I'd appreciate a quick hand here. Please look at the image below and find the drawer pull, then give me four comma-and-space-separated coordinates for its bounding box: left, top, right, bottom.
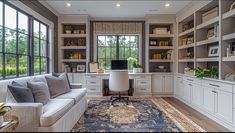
90, 82, 97, 84
90, 76, 96, 78
188, 84, 192, 86
187, 79, 194, 81
212, 90, 217, 93
90, 88, 96, 90
177, 77, 181, 79
209, 84, 220, 88
141, 82, 146, 84
140, 76, 146, 78
140, 89, 146, 90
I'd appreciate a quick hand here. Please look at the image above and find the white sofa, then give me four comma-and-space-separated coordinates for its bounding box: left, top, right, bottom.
0, 74, 88, 132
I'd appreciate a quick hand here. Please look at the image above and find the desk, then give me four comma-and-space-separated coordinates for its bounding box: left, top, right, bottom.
68, 73, 152, 96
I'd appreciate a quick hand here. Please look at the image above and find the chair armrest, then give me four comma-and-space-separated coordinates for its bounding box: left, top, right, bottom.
70, 83, 83, 89
6, 103, 43, 132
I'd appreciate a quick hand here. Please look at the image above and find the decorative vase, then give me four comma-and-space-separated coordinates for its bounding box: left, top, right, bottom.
133, 68, 138, 73
0, 116, 4, 126
65, 30, 72, 34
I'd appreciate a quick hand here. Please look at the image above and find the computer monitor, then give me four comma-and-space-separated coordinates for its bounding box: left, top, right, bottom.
111, 60, 128, 70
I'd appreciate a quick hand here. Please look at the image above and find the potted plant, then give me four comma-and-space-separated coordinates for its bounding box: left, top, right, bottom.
161, 51, 168, 60
194, 67, 218, 79
0, 103, 11, 125
64, 25, 73, 34
127, 57, 143, 73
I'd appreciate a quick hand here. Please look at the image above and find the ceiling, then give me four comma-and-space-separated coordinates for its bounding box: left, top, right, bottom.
45, 0, 192, 18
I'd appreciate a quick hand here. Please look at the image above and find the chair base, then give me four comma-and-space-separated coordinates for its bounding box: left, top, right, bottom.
111, 92, 129, 105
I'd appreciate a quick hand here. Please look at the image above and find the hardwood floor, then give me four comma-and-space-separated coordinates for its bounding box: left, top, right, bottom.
162, 97, 230, 132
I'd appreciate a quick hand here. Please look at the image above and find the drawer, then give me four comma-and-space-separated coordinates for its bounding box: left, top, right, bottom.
202, 80, 232, 93
183, 77, 201, 85
85, 75, 100, 79
136, 80, 151, 86
135, 85, 151, 93
136, 75, 151, 80
86, 79, 100, 85
85, 85, 101, 92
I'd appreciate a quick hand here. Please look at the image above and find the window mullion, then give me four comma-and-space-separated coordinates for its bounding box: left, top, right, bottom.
116, 35, 119, 60
16, 11, 19, 77
29, 17, 33, 76
2, 2, 5, 79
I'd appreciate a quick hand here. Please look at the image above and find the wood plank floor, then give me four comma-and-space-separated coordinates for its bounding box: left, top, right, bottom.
162, 97, 230, 132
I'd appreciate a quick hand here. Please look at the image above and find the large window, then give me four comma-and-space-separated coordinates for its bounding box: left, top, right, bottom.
97, 35, 139, 69
0, 1, 49, 79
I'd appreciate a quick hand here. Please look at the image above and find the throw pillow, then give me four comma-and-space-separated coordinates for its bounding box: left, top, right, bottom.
45, 73, 71, 98
8, 81, 35, 103
52, 72, 72, 89
27, 78, 50, 105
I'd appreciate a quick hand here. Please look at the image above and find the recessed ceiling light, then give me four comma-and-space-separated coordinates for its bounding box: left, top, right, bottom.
116, 3, 121, 8
66, 3, 71, 7
165, 3, 170, 7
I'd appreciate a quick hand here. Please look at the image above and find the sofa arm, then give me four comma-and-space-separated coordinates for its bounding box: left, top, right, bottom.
6, 103, 43, 132
70, 83, 83, 89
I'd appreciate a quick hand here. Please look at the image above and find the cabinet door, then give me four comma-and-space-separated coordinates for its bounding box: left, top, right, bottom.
151, 76, 163, 93
164, 76, 173, 93
183, 82, 191, 103
202, 87, 215, 114
175, 77, 184, 98
215, 90, 233, 123
191, 83, 203, 107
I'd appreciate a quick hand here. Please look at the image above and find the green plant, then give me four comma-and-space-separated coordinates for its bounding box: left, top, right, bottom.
0, 103, 11, 116
194, 67, 219, 79
64, 25, 73, 31
161, 51, 168, 59
127, 57, 142, 68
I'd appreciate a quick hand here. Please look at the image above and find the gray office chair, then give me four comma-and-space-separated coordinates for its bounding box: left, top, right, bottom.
109, 70, 129, 105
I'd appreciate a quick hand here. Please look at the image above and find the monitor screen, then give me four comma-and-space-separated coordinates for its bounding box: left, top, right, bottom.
111, 60, 128, 70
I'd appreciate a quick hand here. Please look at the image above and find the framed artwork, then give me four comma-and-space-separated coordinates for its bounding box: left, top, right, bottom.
230, 1, 235, 11
88, 62, 98, 73
208, 46, 219, 57
77, 65, 86, 72
207, 27, 215, 39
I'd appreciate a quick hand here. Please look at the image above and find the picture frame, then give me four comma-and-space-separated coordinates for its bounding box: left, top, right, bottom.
230, 1, 235, 11
88, 62, 98, 73
77, 65, 86, 72
207, 27, 215, 39
208, 46, 219, 57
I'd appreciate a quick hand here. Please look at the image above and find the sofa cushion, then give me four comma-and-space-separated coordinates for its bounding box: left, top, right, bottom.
27, 78, 50, 105
52, 72, 72, 89
45, 73, 71, 98
40, 99, 74, 127
55, 88, 87, 103
8, 81, 35, 103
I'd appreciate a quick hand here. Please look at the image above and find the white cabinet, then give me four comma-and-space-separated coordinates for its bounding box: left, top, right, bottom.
152, 74, 173, 95
183, 81, 191, 103
174, 76, 184, 98
191, 83, 203, 107
202, 87, 215, 114
135, 78, 151, 94
216, 90, 233, 123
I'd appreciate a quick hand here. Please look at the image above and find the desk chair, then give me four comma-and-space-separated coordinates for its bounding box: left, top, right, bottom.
109, 70, 129, 105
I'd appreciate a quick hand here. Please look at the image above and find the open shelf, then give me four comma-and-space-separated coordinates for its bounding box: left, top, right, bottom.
222, 56, 235, 62
196, 57, 219, 62
179, 28, 194, 37
149, 60, 173, 63
61, 59, 87, 62
60, 46, 87, 50
60, 34, 87, 38
179, 59, 194, 62
149, 34, 174, 38
223, 33, 235, 41
196, 16, 219, 30
149, 46, 174, 50
178, 43, 194, 50
223, 9, 235, 20
196, 37, 219, 46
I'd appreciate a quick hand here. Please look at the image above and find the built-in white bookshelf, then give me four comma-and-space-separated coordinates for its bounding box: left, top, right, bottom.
58, 16, 90, 73
177, 0, 235, 81
146, 19, 176, 73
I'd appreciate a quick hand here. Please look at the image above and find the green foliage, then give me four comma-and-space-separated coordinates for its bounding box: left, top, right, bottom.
0, 103, 11, 116
127, 57, 142, 68
64, 25, 73, 31
161, 51, 168, 59
194, 67, 219, 79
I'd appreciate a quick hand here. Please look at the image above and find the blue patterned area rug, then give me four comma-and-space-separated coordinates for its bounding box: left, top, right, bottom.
72, 97, 205, 132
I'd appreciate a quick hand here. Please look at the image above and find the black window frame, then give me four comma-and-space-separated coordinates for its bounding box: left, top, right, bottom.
97, 35, 139, 70
0, 0, 50, 80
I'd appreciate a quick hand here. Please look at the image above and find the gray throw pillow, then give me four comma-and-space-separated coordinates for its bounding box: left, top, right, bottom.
8, 81, 35, 103
27, 78, 50, 105
52, 72, 72, 89
45, 73, 71, 98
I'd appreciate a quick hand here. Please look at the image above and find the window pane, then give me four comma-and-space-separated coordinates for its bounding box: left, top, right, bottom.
34, 37, 39, 56
111, 48, 116, 59
34, 20, 39, 38
119, 47, 124, 59
0, 53, 2, 79
98, 36, 105, 46
40, 24, 47, 40
40, 40, 47, 57
107, 36, 116, 47
19, 55, 28, 76
0, 27, 2, 52
0, 2, 2, 26
98, 58, 105, 69
5, 54, 16, 78
18, 12, 28, 34
5, 5, 16, 30
34, 57, 40, 74
18, 33, 28, 55
98, 47, 105, 58
41, 58, 47, 73
5, 28, 16, 53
